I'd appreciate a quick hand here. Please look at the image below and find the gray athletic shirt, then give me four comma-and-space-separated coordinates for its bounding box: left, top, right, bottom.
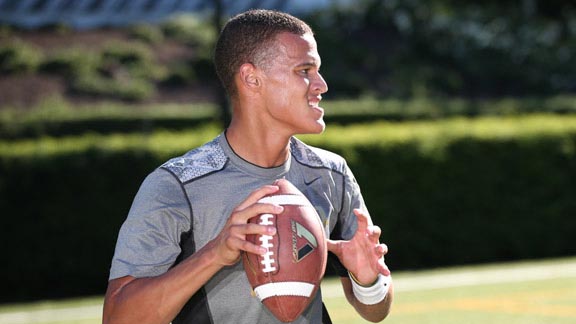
109, 133, 366, 323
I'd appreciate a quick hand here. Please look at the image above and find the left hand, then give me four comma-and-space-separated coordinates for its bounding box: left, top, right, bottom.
327, 209, 390, 285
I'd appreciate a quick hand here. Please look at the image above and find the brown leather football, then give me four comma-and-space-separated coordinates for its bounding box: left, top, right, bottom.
243, 179, 328, 322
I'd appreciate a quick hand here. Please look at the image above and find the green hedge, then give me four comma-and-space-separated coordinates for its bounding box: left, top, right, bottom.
303, 116, 576, 269
0, 126, 219, 302
2, 115, 576, 302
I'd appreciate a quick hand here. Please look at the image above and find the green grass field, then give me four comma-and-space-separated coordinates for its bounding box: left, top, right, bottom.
1, 257, 574, 324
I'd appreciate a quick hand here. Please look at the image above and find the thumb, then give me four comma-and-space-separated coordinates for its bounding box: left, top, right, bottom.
326, 239, 342, 256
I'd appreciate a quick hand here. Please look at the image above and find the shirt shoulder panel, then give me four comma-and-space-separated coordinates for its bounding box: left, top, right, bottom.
290, 137, 346, 174
161, 135, 228, 183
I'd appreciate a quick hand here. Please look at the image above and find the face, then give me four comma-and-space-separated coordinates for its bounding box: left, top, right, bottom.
257, 32, 329, 136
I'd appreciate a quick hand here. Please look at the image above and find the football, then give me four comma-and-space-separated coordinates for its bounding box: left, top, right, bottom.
243, 179, 328, 322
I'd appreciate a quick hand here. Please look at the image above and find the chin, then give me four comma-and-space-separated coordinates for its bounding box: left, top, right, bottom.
301, 121, 326, 135
315, 121, 326, 134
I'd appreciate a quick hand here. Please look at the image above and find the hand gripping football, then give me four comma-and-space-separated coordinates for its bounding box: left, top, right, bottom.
243, 179, 328, 322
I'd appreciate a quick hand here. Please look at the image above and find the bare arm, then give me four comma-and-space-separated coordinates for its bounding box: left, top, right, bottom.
103, 185, 282, 324
103, 242, 222, 324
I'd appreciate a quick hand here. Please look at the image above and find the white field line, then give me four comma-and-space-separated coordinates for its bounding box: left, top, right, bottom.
1, 260, 576, 323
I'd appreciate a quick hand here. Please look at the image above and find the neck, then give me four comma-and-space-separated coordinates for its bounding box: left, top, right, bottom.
225, 119, 291, 168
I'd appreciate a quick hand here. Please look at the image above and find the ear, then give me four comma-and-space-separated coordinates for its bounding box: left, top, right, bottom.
238, 63, 261, 91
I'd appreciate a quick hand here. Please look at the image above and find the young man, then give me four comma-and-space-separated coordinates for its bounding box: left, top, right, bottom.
103, 9, 393, 324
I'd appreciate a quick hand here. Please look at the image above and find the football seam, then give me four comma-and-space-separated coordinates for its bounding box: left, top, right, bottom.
257, 213, 277, 273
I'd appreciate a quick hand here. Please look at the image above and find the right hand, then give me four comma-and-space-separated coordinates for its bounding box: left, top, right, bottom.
211, 184, 283, 266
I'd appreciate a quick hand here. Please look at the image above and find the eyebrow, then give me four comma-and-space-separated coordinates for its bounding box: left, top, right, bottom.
295, 61, 320, 69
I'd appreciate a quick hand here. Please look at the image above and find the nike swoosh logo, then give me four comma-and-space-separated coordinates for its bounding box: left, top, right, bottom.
304, 177, 322, 186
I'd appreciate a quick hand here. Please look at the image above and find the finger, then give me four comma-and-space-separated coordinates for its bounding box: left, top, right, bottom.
229, 222, 277, 237
376, 243, 388, 256
228, 236, 268, 255
378, 261, 391, 276
225, 223, 277, 254
353, 209, 369, 235
235, 185, 280, 211
375, 244, 391, 276
273, 178, 288, 186
367, 225, 382, 238
230, 203, 284, 224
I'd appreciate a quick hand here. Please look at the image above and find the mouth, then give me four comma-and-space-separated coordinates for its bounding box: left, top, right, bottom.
308, 96, 323, 109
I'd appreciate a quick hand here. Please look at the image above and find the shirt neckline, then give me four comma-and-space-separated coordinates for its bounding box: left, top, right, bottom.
218, 132, 291, 179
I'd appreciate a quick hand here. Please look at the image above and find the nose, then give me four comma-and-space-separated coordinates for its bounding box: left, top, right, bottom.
313, 72, 328, 94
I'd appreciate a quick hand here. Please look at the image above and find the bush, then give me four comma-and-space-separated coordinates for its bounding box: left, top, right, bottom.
128, 24, 164, 44
36, 42, 162, 101
161, 61, 196, 86
0, 40, 42, 74
40, 48, 99, 78
35, 40, 171, 102
100, 41, 164, 80
161, 14, 216, 52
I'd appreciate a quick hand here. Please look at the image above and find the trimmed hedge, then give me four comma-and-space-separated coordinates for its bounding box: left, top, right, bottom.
0, 126, 219, 302
2, 116, 576, 301
302, 116, 576, 269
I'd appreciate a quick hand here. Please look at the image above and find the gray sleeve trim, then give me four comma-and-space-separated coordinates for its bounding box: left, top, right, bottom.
160, 167, 194, 234
337, 162, 362, 240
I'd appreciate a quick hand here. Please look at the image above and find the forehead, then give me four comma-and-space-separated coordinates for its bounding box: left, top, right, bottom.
273, 32, 321, 66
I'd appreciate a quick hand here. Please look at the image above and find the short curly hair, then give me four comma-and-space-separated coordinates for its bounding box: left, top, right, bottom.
214, 9, 313, 99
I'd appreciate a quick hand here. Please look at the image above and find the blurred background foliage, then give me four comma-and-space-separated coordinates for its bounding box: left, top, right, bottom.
0, 0, 574, 110
0, 13, 218, 104
309, 0, 576, 98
